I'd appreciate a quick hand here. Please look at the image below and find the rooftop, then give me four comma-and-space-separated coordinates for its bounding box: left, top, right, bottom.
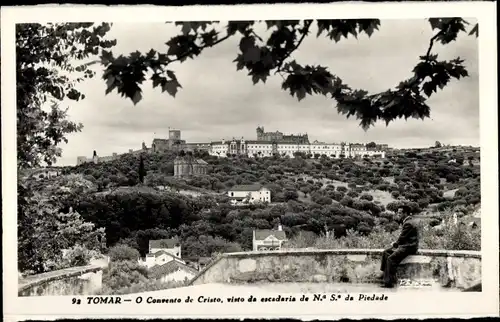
229, 184, 266, 192
149, 238, 180, 249
254, 229, 287, 241
149, 250, 183, 261
149, 260, 198, 279
174, 156, 208, 165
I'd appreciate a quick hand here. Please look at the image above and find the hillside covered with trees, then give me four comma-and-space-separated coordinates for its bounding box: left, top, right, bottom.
19, 145, 480, 275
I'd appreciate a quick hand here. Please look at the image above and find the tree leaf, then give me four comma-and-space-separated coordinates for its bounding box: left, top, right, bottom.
296, 87, 307, 101
468, 23, 479, 37
239, 36, 255, 53
428, 18, 441, 30
316, 20, 331, 37
201, 30, 218, 47
151, 74, 163, 88
162, 79, 181, 97
422, 82, 435, 97
233, 54, 246, 71
131, 91, 142, 105
227, 21, 254, 35
180, 22, 193, 35
329, 29, 342, 43
166, 70, 177, 80
242, 46, 261, 64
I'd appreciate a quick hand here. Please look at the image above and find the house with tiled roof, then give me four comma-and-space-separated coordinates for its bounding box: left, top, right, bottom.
149, 260, 199, 283
138, 238, 182, 269
149, 238, 181, 256
252, 225, 287, 251
227, 184, 271, 205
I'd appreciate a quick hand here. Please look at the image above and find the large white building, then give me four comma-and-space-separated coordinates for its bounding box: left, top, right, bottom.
209, 138, 385, 159
227, 184, 271, 205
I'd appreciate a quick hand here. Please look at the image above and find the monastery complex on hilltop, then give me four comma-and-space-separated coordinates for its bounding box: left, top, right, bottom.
76, 126, 387, 165
210, 126, 386, 159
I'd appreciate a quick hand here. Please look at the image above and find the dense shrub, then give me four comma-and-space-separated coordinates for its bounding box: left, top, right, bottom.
360, 194, 374, 201
100, 260, 149, 293
61, 244, 102, 267
331, 191, 345, 202
346, 191, 359, 198
337, 186, 348, 193
288, 211, 480, 251
108, 244, 140, 262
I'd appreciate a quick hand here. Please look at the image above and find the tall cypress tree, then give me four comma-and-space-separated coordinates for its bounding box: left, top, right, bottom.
138, 154, 146, 184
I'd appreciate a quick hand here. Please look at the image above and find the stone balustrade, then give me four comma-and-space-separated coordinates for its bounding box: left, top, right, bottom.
18, 264, 106, 297
189, 249, 481, 290
18, 249, 481, 296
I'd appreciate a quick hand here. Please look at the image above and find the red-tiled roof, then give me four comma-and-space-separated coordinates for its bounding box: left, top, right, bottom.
150, 250, 183, 261
149, 260, 198, 279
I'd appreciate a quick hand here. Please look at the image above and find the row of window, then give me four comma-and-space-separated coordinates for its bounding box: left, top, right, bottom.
212, 145, 370, 151
250, 145, 343, 149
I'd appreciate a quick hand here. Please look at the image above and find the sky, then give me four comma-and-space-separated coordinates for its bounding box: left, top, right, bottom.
56, 19, 479, 166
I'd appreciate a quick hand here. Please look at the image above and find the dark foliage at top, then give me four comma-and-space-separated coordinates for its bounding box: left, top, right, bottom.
100, 19, 477, 130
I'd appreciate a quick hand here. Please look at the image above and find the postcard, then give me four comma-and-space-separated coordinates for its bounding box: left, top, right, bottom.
2, 2, 498, 320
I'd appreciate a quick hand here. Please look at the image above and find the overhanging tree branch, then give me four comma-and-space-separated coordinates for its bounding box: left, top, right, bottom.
101, 18, 475, 130
275, 19, 313, 74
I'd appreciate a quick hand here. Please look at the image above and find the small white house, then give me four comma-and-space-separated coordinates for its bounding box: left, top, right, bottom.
138, 238, 182, 269
140, 250, 184, 269
227, 184, 271, 205
252, 225, 287, 251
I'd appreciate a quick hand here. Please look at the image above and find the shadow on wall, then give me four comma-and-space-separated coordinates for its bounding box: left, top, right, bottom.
189, 249, 481, 291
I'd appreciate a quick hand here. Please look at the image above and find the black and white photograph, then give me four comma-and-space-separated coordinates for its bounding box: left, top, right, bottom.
2, 2, 498, 319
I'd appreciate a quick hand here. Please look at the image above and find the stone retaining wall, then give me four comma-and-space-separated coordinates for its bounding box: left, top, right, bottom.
189, 249, 481, 290
18, 264, 105, 296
